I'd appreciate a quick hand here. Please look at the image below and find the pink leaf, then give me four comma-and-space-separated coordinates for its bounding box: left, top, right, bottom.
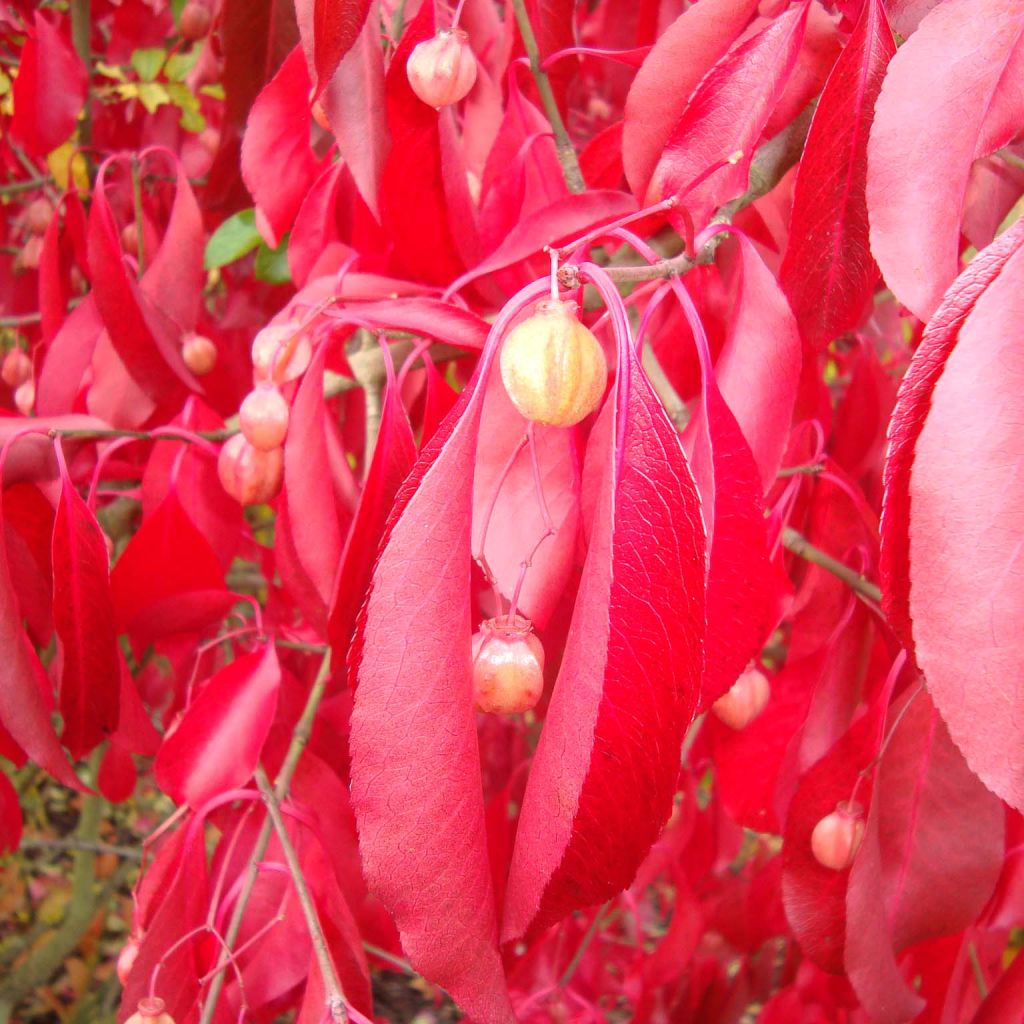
154, 645, 281, 809
622, 0, 758, 201
37, 296, 104, 416
845, 687, 1004, 1021
906, 239, 1024, 809
780, 0, 895, 351
502, 269, 705, 942
51, 458, 121, 759
242, 45, 324, 248
880, 219, 1024, 658
866, 0, 1024, 321
654, 4, 808, 231
296, 0, 372, 99
9, 12, 87, 157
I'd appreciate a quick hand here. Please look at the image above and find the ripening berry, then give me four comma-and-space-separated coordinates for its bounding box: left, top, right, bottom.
16, 236, 42, 271
251, 322, 313, 383
121, 221, 139, 254
217, 434, 284, 506
179, 1, 211, 40
499, 300, 608, 428
2, 349, 32, 389
125, 996, 175, 1024
239, 384, 290, 451
711, 666, 770, 730
25, 198, 53, 236
406, 30, 478, 108
311, 99, 331, 131
13, 380, 34, 416
811, 803, 865, 871
472, 616, 545, 715
182, 333, 217, 375
116, 939, 139, 985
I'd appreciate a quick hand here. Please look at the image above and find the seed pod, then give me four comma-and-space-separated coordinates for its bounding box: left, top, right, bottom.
711, 666, 770, 730
13, 380, 34, 416
179, 2, 211, 40
217, 435, 284, 506
810, 802, 865, 871
251, 322, 312, 384
472, 616, 545, 714
116, 939, 139, 985
125, 996, 175, 1024
182, 333, 217, 376
121, 221, 139, 254
16, 236, 42, 272
2, 349, 32, 389
311, 99, 331, 131
499, 300, 608, 427
406, 29, 478, 108
239, 384, 290, 451
25, 198, 53, 236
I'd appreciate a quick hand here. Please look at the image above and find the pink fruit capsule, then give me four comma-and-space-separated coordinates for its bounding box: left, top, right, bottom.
472, 616, 545, 715
711, 666, 770, 730
407, 29, 478, 108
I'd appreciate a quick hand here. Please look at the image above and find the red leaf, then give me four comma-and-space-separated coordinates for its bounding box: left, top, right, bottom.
328, 359, 416, 665
110, 490, 228, 639
905, 239, 1024, 810
87, 161, 198, 407
0, 768, 22, 855
242, 45, 324, 248
622, 0, 758, 201
37, 296, 103, 415
867, 0, 1024, 321
450, 189, 638, 294
380, 1, 469, 285
296, 0, 372, 99
0, 484, 82, 791
845, 687, 1004, 1021
880, 220, 1024, 658
502, 268, 705, 942
280, 348, 345, 630
154, 645, 281, 809
98, 741, 137, 803
9, 12, 87, 157
52, 457, 121, 759
715, 236, 801, 489
780, 0, 895, 351
655, 4, 808, 231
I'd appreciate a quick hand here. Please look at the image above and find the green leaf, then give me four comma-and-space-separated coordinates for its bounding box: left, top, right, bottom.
131, 47, 166, 82
204, 210, 262, 270
165, 45, 200, 83
164, 82, 205, 132
255, 237, 292, 285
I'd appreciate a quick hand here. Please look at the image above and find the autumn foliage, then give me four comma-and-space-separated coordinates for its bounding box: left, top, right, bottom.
1, 0, 1024, 1022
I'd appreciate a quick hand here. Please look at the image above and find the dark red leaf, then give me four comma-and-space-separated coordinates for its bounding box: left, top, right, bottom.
51, 455, 121, 759
0, 768, 22, 855
154, 645, 281, 809
780, 0, 895, 351
328, 357, 416, 666
0, 484, 82, 791
867, 0, 1024, 321
296, 0, 372, 99
98, 741, 137, 803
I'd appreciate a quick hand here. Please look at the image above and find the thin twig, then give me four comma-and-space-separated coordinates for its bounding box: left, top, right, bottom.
777, 462, 825, 478
19, 836, 142, 861
510, 0, 584, 193
254, 766, 348, 1022
782, 527, 883, 604
198, 650, 334, 1024
0, 177, 52, 197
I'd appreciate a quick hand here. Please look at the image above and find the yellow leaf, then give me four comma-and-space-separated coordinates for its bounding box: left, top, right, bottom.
47, 143, 89, 194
